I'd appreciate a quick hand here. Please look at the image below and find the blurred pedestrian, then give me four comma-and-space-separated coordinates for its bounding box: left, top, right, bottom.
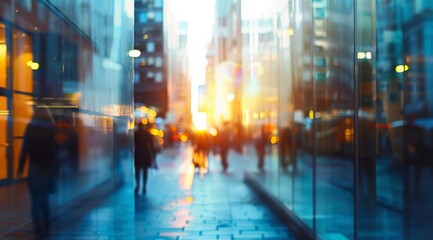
254, 125, 267, 172
279, 127, 292, 171
134, 122, 157, 195
18, 106, 58, 235
218, 122, 231, 172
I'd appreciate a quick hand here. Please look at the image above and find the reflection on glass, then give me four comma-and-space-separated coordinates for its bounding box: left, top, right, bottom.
0, 23, 5, 88
0, 0, 134, 235
243, 0, 433, 239
0, 96, 7, 180
12, 29, 34, 180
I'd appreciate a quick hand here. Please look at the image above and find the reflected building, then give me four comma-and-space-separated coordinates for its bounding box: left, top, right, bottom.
164, 1, 191, 128
134, 0, 168, 118
208, 0, 242, 128
242, 0, 433, 239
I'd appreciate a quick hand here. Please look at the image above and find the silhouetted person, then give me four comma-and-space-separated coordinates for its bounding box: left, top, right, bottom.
254, 125, 267, 172
18, 107, 58, 235
279, 127, 292, 171
218, 122, 231, 172
134, 122, 156, 195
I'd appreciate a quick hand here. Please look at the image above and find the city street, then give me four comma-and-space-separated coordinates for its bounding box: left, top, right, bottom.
2, 143, 297, 239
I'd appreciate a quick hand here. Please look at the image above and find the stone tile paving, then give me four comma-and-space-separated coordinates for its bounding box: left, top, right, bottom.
3, 144, 298, 239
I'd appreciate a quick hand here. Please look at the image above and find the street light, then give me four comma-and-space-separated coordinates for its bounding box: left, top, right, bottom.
128, 49, 141, 58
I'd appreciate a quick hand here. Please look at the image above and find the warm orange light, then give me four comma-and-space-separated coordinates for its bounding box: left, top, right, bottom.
179, 134, 188, 142
309, 110, 314, 120
208, 127, 218, 137
149, 128, 159, 136
185, 196, 194, 204
270, 136, 279, 144
395, 64, 409, 73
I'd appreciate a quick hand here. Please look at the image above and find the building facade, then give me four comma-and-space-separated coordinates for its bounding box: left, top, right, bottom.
134, 0, 167, 118
0, 0, 134, 213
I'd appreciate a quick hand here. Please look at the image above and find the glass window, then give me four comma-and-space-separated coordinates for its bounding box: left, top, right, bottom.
155, 57, 162, 67
147, 42, 155, 52
138, 12, 147, 23
155, 12, 163, 22
147, 11, 155, 21
147, 57, 155, 66
155, 0, 163, 8
12, 30, 33, 180
155, 72, 162, 82
0, 96, 7, 180
12, 30, 33, 93
0, 24, 6, 88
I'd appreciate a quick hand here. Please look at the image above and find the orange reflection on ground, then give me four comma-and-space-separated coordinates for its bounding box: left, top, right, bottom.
177, 147, 195, 190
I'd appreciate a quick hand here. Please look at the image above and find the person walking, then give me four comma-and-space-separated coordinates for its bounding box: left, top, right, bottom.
134, 122, 157, 195
254, 125, 267, 172
18, 107, 58, 235
218, 122, 231, 172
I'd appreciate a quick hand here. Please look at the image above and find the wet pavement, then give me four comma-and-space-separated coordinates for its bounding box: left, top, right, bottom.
2, 143, 298, 239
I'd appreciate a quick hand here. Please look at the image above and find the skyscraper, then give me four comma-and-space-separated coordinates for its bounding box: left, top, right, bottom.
134, 0, 167, 118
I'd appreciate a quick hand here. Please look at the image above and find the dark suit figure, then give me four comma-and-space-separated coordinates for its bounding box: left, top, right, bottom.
134, 123, 156, 195
218, 122, 231, 172
18, 107, 58, 235
255, 125, 267, 172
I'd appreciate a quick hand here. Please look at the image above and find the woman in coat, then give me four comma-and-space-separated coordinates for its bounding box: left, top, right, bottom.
134, 122, 156, 195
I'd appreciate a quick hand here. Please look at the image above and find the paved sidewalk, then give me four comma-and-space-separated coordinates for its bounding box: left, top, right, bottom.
2, 143, 297, 239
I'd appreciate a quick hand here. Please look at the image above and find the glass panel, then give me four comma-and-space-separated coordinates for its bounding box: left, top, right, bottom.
287, 0, 315, 229
314, 1, 355, 239
0, 96, 7, 180
355, 1, 406, 238
147, 42, 155, 52
0, 23, 6, 88
374, 0, 433, 239
275, 0, 294, 214
12, 29, 33, 92
0, 0, 134, 232
13, 93, 32, 138
356, 1, 381, 237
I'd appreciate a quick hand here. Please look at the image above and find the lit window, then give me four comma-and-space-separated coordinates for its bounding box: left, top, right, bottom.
138, 13, 147, 23
147, 42, 155, 52
155, 0, 163, 7
147, 11, 155, 21
155, 72, 163, 82
155, 12, 163, 22
155, 57, 162, 67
